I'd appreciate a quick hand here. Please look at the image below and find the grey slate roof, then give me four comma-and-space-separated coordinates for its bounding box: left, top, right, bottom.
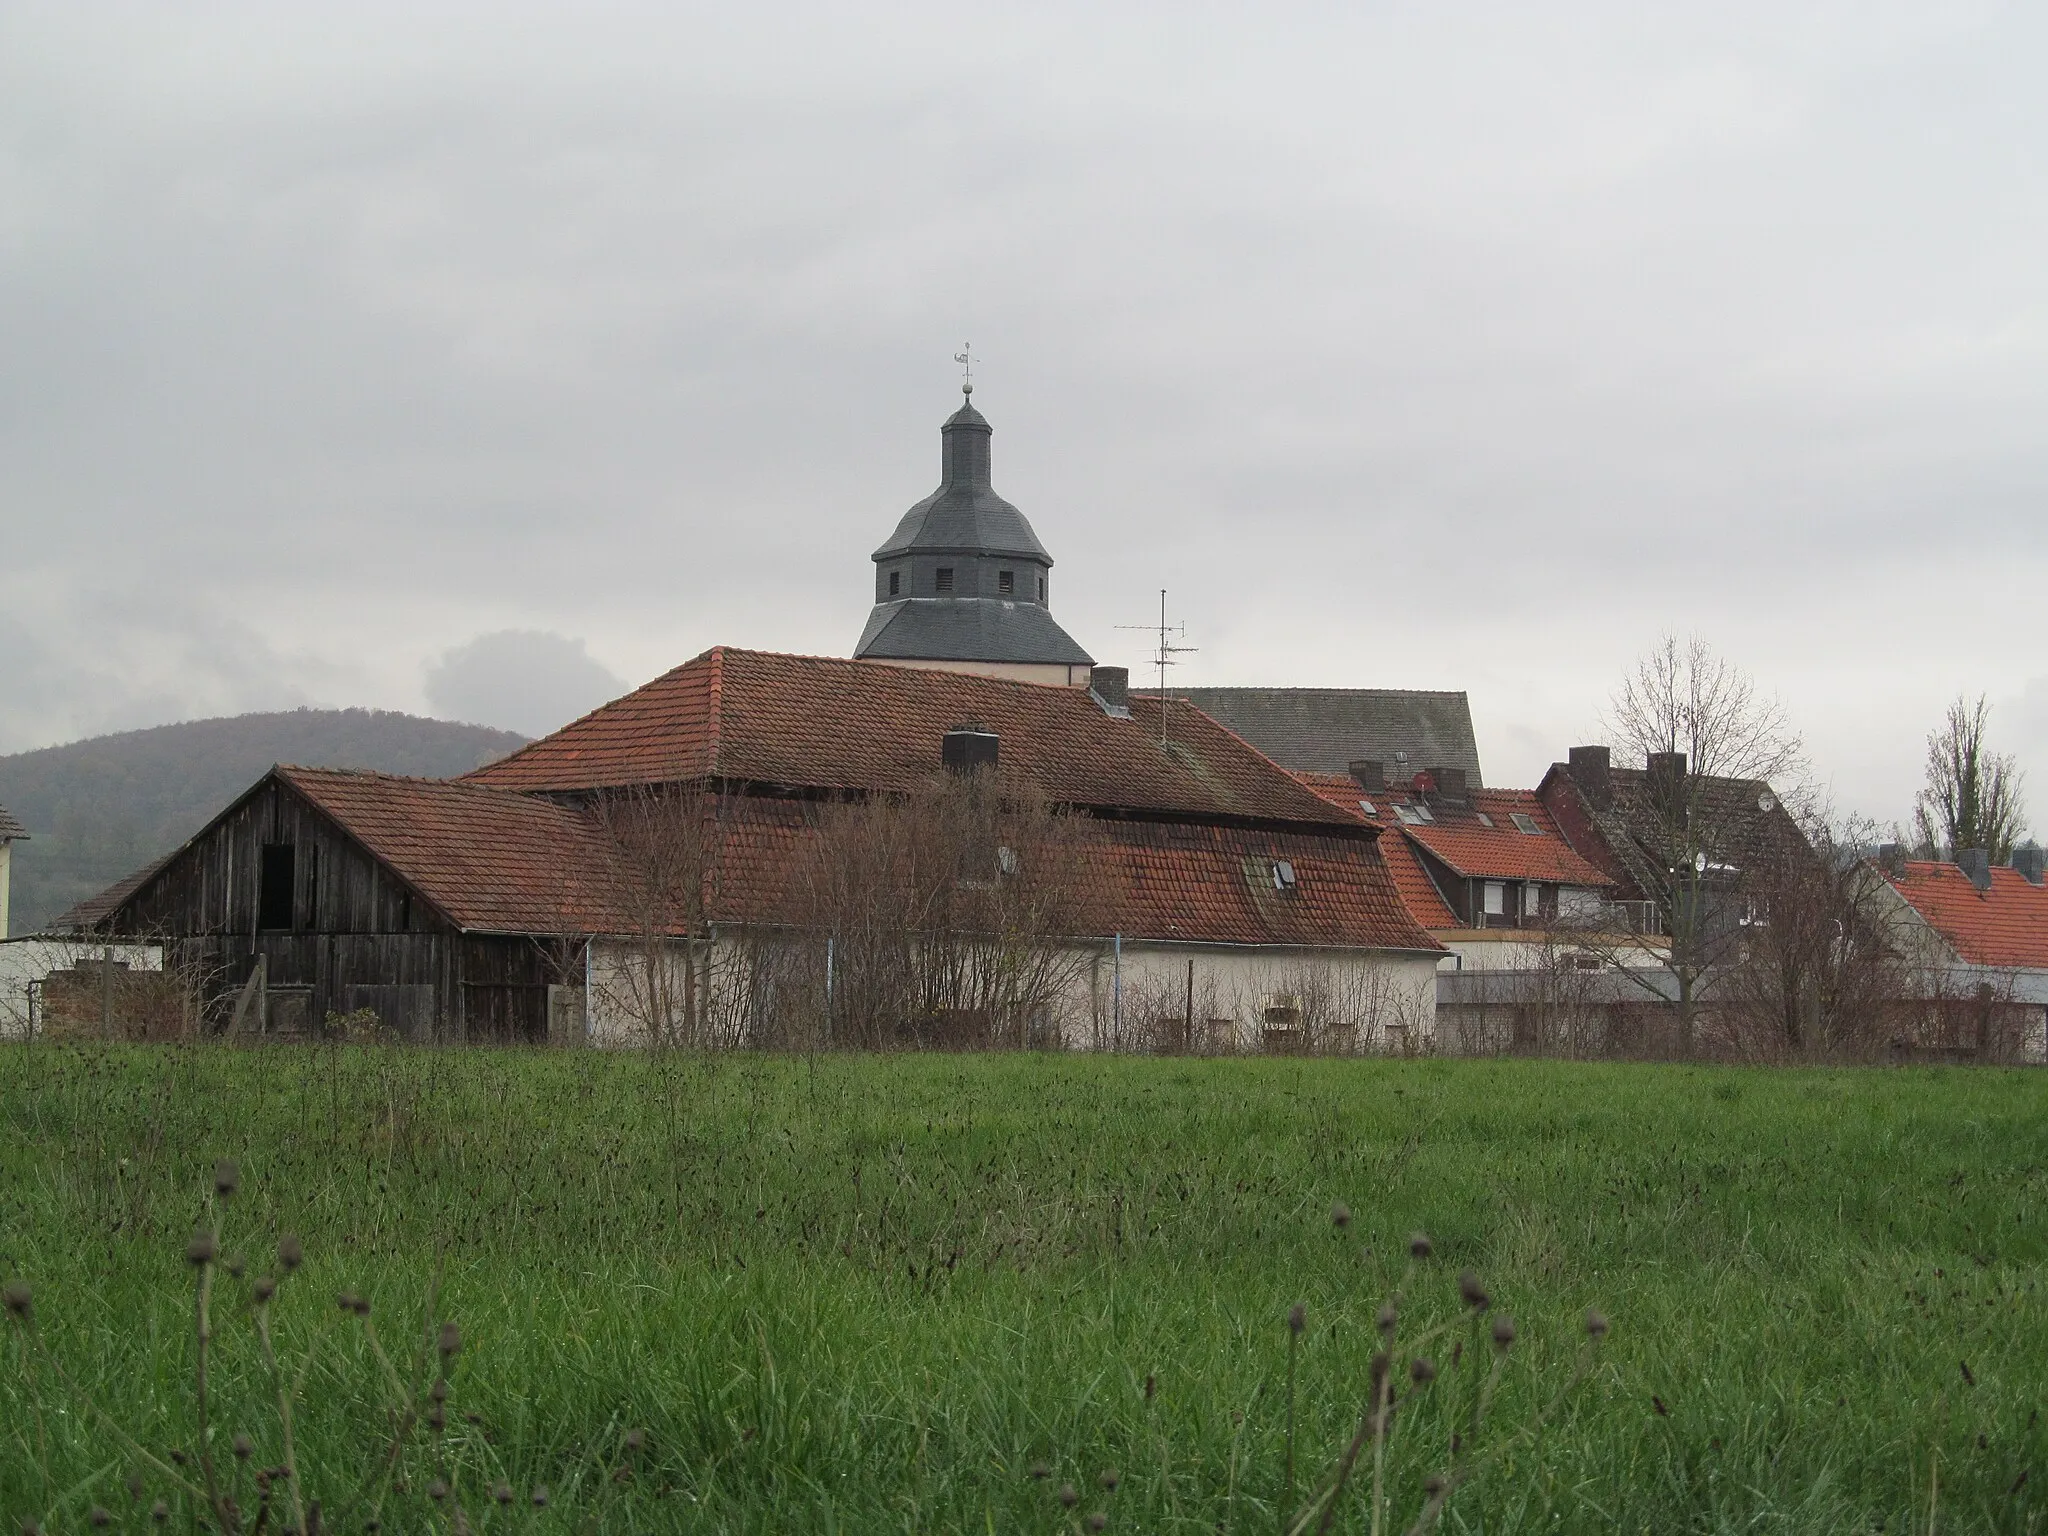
856, 393, 1093, 668
871, 398, 1051, 561
1163, 687, 1484, 786
857, 598, 1094, 666
0, 800, 26, 841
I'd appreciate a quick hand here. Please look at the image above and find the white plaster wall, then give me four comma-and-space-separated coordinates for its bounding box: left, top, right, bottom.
877, 658, 1091, 688
1079, 942, 1438, 1052
577, 932, 1437, 1053
1437, 932, 1672, 973
0, 841, 11, 940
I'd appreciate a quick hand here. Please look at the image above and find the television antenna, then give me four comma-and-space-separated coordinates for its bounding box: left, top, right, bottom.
1117, 589, 1197, 744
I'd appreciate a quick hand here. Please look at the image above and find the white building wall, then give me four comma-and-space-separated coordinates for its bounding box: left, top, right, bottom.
0, 840, 11, 940
1436, 930, 1672, 973
577, 932, 1438, 1053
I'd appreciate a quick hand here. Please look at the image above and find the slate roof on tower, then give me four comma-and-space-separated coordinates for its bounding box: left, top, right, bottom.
854, 395, 1093, 668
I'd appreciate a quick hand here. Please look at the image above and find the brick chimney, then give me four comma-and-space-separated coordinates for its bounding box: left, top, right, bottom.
1429, 766, 1468, 804
2015, 843, 2046, 886
1089, 666, 1130, 717
1567, 745, 1612, 809
1348, 759, 1385, 792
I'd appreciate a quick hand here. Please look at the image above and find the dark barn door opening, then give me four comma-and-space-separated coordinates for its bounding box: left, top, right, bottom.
258, 844, 296, 931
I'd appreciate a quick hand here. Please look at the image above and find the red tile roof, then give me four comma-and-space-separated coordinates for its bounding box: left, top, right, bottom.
0, 801, 26, 841
1883, 860, 2048, 970
1291, 773, 1609, 925
1292, 771, 1457, 928
468, 648, 1356, 831
279, 766, 637, 936
714, 798, 1436, 950
273, 767, 1438, 951
1399, 789, 1616, 887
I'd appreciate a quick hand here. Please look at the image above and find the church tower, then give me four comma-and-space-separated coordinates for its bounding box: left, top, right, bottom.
854, 386, 1094, 687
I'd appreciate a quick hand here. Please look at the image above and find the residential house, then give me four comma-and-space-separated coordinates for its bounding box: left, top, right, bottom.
1872, 845, 2048, 1062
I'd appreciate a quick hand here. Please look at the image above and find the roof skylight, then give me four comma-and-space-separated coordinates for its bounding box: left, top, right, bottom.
1511, 813, 1543, 835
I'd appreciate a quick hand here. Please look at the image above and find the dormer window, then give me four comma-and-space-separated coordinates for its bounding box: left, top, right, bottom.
935, 567, 955, 592
998, 569, 1015, 594
889, 570, 901, 596
1511, 813, 1542, 835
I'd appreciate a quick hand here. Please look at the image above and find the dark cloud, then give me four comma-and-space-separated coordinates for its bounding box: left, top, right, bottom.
423, 631, 624, 739
0, 4, 2042, 824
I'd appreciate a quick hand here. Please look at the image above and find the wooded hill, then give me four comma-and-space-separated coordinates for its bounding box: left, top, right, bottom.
0, 709, 526, 937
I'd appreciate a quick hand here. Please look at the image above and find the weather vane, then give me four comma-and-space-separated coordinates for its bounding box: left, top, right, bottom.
954, 342, 977, 396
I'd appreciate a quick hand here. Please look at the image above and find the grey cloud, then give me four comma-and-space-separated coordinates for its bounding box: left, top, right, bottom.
0, 4, 2043, 818
424, 630, 624, 739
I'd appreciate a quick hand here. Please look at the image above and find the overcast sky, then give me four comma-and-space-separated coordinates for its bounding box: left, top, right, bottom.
2, 3, 2043, 828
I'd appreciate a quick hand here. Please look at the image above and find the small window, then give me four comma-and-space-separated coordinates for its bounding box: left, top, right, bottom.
1511, 813, 1542, 835
935, 567, 955, 592
258, 843, 296, 931
996, 845, 1019, 877
998, 569, 1015, 594
1357, 798, 1377, 817
1410, 801, 1434, 824
1272, 859, 1298, 890
1037, 575, 1045, 600
1474, 812, 1494, 828
1483, 881, 1506, 916
1393, 803, 1425, 826
889, 570, 901, 596
1523, 882, 1541, 917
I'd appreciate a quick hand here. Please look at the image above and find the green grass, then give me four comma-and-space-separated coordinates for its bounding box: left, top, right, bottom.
3, 1046, 2046, 1532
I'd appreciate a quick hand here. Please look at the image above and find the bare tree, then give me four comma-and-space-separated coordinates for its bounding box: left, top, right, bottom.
796, 768, 1099, 1050
588, 783, 726, 1048
1709, 810, 1915, 1062
1912, 693, 2028, 862
1600, 635, 1808, 1058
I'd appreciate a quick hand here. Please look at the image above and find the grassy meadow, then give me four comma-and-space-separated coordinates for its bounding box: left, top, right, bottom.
3, 1045, 2046, 1533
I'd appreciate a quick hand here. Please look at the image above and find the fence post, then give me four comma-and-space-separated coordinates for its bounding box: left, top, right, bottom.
1113, 932, 1122, 1050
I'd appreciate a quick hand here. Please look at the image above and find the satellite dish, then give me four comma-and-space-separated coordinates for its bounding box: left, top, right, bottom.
1757, 790, 1777, 813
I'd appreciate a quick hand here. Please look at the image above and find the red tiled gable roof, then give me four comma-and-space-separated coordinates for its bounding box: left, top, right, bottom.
468, 648, 1357, 831
703, 797, 1438, 951
275, 768, 1437, 951
1884, 860, 2048, 970
1292, 771, 1457, 928
0, 801, 27, 841
1399, 789, 1615, 887
277, 766, 636, 936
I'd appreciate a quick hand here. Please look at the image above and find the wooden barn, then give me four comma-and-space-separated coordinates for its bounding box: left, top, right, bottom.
63, 765, 627, 1042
